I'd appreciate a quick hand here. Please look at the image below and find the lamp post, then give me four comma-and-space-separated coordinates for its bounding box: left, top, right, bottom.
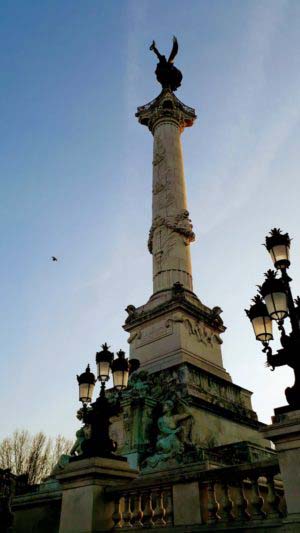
76, 343, 139, 459
246, 228, 300, 409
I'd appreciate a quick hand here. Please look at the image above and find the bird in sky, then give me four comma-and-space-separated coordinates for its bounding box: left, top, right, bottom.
51, 256, 58, 262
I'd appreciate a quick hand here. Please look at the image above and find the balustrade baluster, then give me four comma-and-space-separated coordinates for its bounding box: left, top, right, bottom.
163, 489, 173, 526
219, 482, 234, 521
132, 492, 143, 528
205, 481, 221, 525
123, 492, 133, 528
232, 479, 250, 522
110, 464, 283, 529
112, 495, 123, 529
153, 489, 166, 527
249, 477, 266, 520
278, 490, 287, 518
265, 474, 281, 519
142, 490, 154, 527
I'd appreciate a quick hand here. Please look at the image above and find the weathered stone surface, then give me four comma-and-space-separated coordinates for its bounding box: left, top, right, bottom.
173, 481, 202, 525
124, 285, 231, 379
109, 363, 272, 470
55, 457, 138, 533
262, 407, 300, 521
12, 479, 62, 533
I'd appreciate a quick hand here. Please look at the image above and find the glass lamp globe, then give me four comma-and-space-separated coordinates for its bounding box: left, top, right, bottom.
259, 270, 288, 321
245, 295, 273, 342
95, 343, 114, 383
111, 350, 129, 391
265, 228, 291, 270
77, 365, 96, 403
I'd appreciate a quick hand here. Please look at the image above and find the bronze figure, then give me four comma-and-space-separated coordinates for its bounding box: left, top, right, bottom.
150, 36, 182, 92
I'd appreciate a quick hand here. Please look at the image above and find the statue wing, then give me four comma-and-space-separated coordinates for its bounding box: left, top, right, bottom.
168, 36, 179, 64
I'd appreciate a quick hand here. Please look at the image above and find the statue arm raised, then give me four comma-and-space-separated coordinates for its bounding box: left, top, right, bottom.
150, 40, 164, 62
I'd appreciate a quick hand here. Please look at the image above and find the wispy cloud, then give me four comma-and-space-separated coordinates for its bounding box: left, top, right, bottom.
124, 0, 149, 120
196, 0, 297, 233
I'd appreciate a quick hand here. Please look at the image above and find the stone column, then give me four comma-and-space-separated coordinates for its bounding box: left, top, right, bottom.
261, 407, 300, 526
126, 90, 230, 379
136, 89, 196, 294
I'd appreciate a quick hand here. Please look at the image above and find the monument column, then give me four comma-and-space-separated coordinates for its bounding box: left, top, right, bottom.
125, 38, 230, 380
137, 89, 196, 294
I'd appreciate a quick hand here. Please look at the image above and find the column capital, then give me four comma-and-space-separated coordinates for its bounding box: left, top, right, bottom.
136, 89, 196, 134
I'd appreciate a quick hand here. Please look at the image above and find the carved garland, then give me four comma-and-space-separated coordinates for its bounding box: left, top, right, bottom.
148, 210, 195, 254
166, 315, 222, 346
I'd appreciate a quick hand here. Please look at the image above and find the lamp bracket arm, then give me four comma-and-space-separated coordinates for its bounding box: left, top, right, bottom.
266, 350, 287, 370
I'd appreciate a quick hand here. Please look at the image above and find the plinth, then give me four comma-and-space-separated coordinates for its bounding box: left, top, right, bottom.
56, 457, 138, 532
261, 406, 300, 524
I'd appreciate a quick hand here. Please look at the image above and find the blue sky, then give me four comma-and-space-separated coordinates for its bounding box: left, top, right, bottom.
1, 0, 300, 440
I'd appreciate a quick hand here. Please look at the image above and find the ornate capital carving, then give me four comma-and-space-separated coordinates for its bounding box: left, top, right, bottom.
136, 89, 196, 133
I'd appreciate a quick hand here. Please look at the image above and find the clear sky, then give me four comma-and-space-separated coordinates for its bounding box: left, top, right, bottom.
1, 0, 300, 441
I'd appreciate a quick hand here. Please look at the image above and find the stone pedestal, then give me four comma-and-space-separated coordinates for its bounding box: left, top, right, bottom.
109, 363, 272, 471
55, 457, 138, 533
261, 407, 300, 524
124, 283, 231, 379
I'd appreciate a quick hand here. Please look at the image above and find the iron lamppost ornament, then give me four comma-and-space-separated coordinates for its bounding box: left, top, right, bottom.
76, 343, 139, 459
265, 227, 291, 270
246, 228, 300, 409
259, 270, 288, 321
246, 295, 273, 343
77, 364, 96, 404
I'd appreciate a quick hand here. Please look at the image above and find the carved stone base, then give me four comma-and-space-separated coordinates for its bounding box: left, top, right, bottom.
109, 362, 272, 470
124, 285, 231, 381
56, 457, 138, 533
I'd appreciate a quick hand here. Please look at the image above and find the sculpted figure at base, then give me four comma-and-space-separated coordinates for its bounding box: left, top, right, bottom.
127, 370, 150, 398
69, 408, 92, 456
145, 399, 193, 468
52, 409, 91, 472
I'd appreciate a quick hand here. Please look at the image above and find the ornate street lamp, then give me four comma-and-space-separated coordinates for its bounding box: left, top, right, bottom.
74, 344, 140, 459
246, 228, 300, 409
111, 350, 129, 391
258, 270, 288, 321
265, 227, 291, 270
96, 343, 114, 383
245, 295, 273, 342
77, 365, 96, 404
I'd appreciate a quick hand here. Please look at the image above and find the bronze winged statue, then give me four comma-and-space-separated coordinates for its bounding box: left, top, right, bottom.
149, 36, 182, 92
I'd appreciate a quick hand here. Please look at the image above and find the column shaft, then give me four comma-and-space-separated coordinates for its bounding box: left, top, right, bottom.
150, 119, 194, 293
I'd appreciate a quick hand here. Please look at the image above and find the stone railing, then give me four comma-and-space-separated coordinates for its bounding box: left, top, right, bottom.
108, 459, 286, 530
111, 487, 173, 529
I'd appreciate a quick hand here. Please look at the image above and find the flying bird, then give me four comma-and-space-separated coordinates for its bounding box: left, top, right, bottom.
51, 256, 58, 262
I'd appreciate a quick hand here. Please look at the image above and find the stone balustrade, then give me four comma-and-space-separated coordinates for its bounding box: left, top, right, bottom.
108, 459, 286, 530
112, 487, 173, 529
